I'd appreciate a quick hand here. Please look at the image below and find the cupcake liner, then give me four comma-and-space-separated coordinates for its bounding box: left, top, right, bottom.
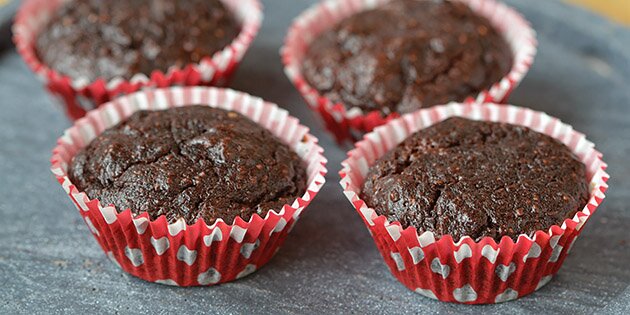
51, 87, 328, 286
13, 0, 263, 121
282, 0, 537, 144
340, 103, 608, 304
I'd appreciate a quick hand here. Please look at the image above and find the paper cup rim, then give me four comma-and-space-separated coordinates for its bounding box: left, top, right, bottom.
50, 86, 328, 233
13, 0, 263, 91
281, 0, 538, 121
340, 102, 609, 249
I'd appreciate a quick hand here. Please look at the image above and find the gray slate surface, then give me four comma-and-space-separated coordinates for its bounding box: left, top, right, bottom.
0, 0, 629, 314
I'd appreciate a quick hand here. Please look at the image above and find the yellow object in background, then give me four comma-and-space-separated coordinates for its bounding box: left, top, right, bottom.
567, 0, 630, 25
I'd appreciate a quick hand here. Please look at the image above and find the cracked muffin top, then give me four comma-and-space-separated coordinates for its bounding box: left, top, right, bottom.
360, 117, 589, 241
68, 106, 307, 225
302, 0, 513, 116
36, 0, 240, 82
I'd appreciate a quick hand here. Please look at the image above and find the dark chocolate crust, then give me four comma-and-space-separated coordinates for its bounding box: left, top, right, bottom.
36, 0, 240, 82
360, 117, 589, 241
68, 106, 307, 225
302, 0, 513, 115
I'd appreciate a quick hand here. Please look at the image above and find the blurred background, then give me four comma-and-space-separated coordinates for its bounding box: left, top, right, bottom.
0, 0, 628, 51
568, 0, 630, 25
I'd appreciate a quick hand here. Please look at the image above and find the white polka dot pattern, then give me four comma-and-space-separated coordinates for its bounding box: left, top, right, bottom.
523, 243, 542, 262
236, 264, 257, 279
270, 218, 287, 235
230, 226, 247, 243
203, 229, 223, 247
240, 240, 260, 259
150, 237, 170, 256
453, 284, 478, 303
176, 246, 197, 266
155, 279, 179, 286
84, 217, 99, 236
481, 245, 500, 264
430, 258, 450, 279
495, 289, 519, 303
197, 268, 221, 285
495, 263, 516, 282
454, 244, 473, 263
408, 247, 424, 264
415, 288, 437, 300
124, 247, 144, 267
390, 252, 405, 271
132, 217, 149, 234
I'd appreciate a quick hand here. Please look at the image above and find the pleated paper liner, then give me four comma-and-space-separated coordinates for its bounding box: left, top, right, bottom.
51, 87, 328, 286
340, 103, 608, 304
282, 0, 537, 144
14, 0, 263, 120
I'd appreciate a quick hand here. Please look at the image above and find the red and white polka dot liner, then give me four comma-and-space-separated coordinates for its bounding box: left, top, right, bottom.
282, 0, 537, 144
51, 87, 327, 286
340, 103, 608, 304
14, 0, 263, 120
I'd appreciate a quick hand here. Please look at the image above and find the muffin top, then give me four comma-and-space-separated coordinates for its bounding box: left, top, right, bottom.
68, 106, 307, 225
36, 0, 240, 82
302, 0, 513, 116
360, 117, 589, 241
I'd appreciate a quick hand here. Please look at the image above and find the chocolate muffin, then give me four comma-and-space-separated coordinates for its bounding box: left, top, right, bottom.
302, 0, 513, 115
361, 117, 589, 241
68, 106, 307, 225
36, 0, 240, 82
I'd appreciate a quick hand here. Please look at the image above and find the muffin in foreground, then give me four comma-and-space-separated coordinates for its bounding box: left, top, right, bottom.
303, 0, 512, 115
340, 103, 608, 303
361, 117, 589, 242
282, 0, 537, 143
69, 106, 306, 226
37, 0, 240, 82
14, 0, 263, 120
51, 87, 327, 286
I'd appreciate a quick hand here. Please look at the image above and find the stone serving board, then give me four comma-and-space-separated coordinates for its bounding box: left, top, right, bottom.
0, 0, 628, 314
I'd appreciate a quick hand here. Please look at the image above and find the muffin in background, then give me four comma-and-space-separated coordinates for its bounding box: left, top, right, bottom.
282, 0, 536, 143
36, 0, 240, 82
302, 0, 513, 116
14, 0, 262, 119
